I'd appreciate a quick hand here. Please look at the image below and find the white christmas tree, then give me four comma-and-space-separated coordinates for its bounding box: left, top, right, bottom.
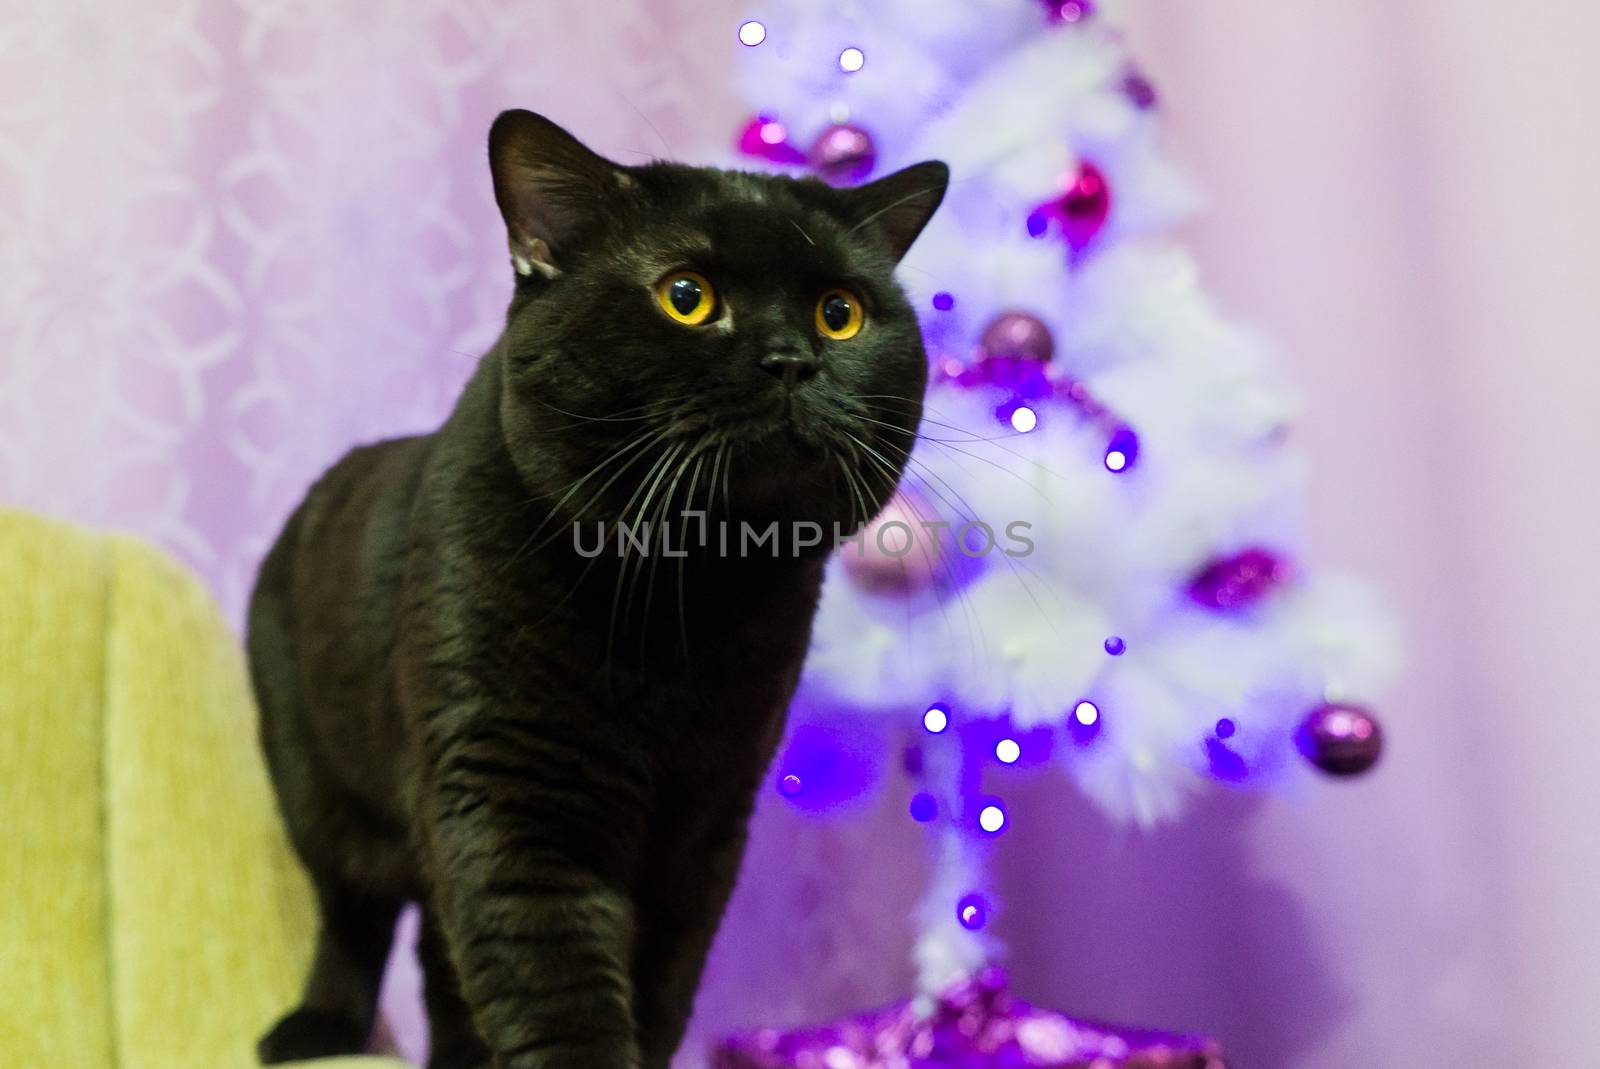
730, 0, 1398, 996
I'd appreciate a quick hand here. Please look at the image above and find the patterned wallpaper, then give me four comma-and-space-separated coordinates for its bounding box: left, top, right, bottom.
0, 0, 927, 1060
1, 0, 753, 620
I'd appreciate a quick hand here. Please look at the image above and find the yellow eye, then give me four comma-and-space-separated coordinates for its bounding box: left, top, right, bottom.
655, 270, 717, 326
815, 288, 865, 341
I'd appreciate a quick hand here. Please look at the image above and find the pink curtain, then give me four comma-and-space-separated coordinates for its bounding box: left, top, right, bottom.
4, 2, 1594, 1065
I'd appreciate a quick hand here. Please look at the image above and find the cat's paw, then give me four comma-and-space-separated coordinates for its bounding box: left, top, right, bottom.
257, 1007, 369, 1063
425, 1041, 493, 1069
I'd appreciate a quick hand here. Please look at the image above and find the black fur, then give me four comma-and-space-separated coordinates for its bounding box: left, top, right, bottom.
250, 110, 946, 1069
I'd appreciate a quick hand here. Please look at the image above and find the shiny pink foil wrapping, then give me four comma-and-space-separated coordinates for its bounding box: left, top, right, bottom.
713, 969, 1226, 1069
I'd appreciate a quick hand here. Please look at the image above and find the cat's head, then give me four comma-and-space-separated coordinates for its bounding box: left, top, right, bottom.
487, 110, 946, 553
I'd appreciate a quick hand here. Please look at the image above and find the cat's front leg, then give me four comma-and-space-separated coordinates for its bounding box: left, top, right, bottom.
424, 710, 650, 1069
631, 816, 750, 1069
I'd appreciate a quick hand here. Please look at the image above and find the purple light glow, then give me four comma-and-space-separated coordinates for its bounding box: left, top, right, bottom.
1215, 717, 1236, 739
1104, 635, 1125, 656
1068, 700, 1102, 746
1205, 737, 1248, 783
1104, 425, 1140, 472
957, 893, 988, 930
909, 792, 939, 823
932, 291, 955, 311
771, 718, 883, 812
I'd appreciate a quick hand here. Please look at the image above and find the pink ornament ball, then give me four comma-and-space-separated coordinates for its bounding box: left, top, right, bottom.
736, 114, 806, 165
808, 123, 877, 185
840, 490, 941, 595
979, 310, 1055, 363
1031, 161, 1111, 252
1296, 702, 1383, 777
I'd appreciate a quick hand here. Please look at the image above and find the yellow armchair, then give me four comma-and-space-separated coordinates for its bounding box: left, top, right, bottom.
0, 510, 410, 1069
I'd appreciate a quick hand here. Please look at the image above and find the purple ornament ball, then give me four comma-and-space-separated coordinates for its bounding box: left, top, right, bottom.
1042, 0, 1096, 23
808, 123, 876, 185
1123, 69, 1159, 110
1188, 546, 1292, 611
979, 310, 1054, 363
1297, 702, 1383, 777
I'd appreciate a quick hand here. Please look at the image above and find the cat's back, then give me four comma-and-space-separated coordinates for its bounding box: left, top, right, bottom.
289, 432, 432, 656
249, 432, 435, 877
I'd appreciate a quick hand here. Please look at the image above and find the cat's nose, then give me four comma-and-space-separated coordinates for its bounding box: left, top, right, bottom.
759, 349, 820, 386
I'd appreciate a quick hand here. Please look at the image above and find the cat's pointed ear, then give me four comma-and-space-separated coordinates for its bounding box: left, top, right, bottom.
843, 160, 949, 263
488, 109, 627, 278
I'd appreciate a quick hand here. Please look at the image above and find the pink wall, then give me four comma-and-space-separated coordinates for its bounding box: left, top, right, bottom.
1116, 3, 1600, 1063
4, 2, 1595, 1066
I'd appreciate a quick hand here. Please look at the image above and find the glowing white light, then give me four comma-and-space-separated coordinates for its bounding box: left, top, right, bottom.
759, 121, 787, 145
923, 705, 949, 734
737, 20, 767, 46
838, 46, 866, 72
1104, 450, 1127, 472
961, 904, 980, 925
995, 738, 1021, 764
1074, 700, 1099, 726
978, 804, 1006, 833
1009, 406, 1037, 433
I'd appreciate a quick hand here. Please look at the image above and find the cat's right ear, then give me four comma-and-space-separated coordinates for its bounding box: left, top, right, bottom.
488, 109, 626, 279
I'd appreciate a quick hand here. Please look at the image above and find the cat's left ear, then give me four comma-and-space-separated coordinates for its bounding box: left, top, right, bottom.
488, 109, 629, 278
842, 160, 949, 263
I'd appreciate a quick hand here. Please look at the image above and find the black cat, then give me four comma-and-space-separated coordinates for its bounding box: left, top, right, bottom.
250, 110, 946, 1069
